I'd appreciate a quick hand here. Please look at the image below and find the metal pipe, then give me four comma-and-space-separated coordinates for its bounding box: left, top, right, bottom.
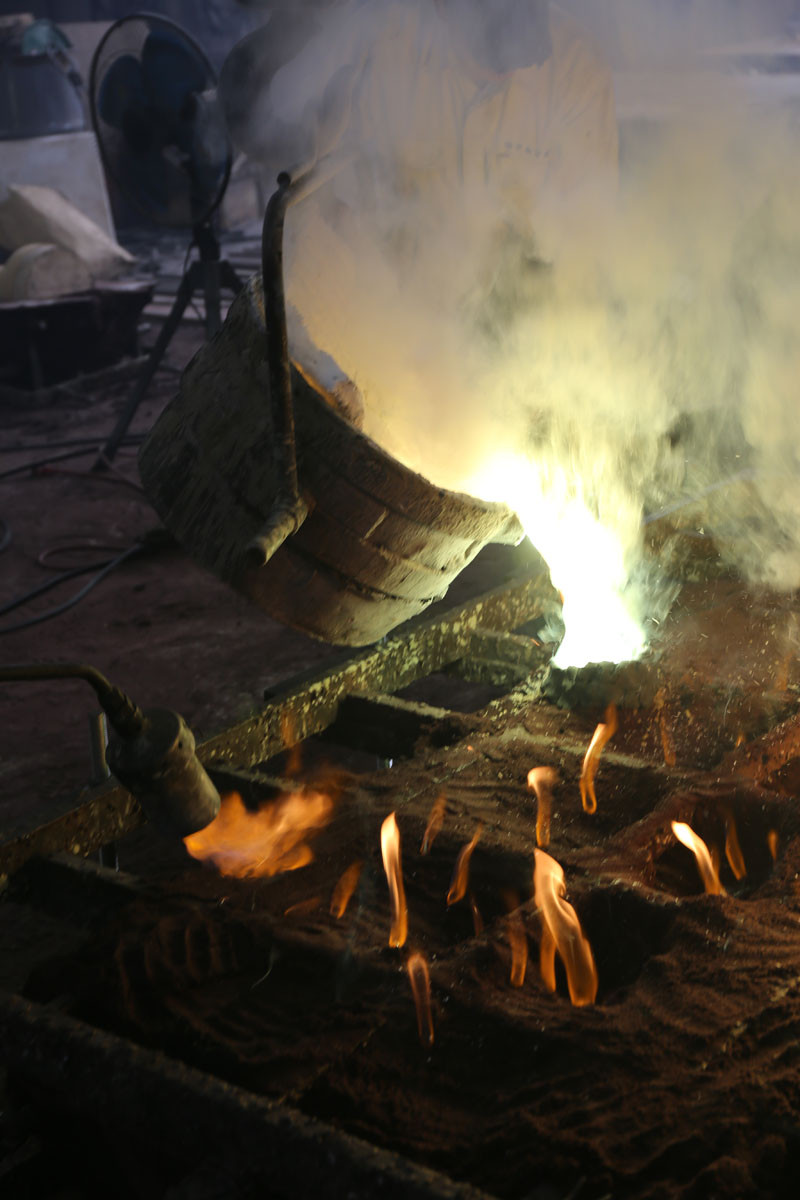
243, 155, 356, 570
0, 662, 144, 737
0, 662, 220, 837
88, 712, 118, 869
88, 711, 110, 784
244, 173, 307, 569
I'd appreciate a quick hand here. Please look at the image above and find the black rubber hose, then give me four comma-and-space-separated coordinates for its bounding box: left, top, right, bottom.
0, 446, 103, 482
0, 661, 144, 737
0, 435, 144, 455
0, 546, 142, 635
0, 559, 115, 617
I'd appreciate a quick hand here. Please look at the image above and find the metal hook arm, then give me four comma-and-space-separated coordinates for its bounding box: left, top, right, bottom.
244, 157, 353, 570
244, 172, 308, 569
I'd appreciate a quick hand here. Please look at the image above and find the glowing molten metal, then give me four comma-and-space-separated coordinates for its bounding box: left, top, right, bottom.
406, 952, 434, 1046
579, 703, 618, 815
527, 766, 558, 848
671, 821, 726, 895
533, 848, 598, 1006
184, 789, 332, 879
381, 812, 408, 947
466, 453, 647, 670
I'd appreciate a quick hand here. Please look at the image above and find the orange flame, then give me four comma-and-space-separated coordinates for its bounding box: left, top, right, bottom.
469, 892, 484, 936
506, 909, 528, 988
533, 848, 598, 1006
446, 823, 483, 906
406, 952, 434, 1046
184, 789, 332, 879
710, 842, 722, 879
280, 712, 304, 776
421, 792, 447, 855
381, 812, 408, 947
527, 766, 558, 848
768, 829, 779, 861
579, 703, 618, 814
671, 821, 727, 895
724, 814, 747, 881
330, 860, 363, 918
284, 896, 321, 917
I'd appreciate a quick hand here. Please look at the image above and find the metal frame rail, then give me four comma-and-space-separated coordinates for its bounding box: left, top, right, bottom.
0, 572, 555, 878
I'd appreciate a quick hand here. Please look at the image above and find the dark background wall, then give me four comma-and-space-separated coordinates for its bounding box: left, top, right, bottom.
0, 1, 257, 67
4, 2, 799, 70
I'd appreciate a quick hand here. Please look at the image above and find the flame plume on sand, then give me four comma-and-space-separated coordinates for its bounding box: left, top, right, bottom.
330, 860, 363, 918
533, 848, 598, 1006
446, 823, 483, 906
406, 952, 434, 1046
580, 703, 618, 815
381, 812, 408, 947
421, 792, 447, 854
672, 820, 727, 895
527, 766, 558, 848
506, 908, 529, 988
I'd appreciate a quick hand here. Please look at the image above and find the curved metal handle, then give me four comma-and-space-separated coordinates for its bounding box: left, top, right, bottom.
244, 157, 353, 570
244, 172, 307, 569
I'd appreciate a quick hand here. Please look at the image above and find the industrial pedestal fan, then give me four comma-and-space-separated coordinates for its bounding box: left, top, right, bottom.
89, 11, 243, 465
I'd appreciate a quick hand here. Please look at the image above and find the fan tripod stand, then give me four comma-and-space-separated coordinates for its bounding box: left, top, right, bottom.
94, 222, 243, 470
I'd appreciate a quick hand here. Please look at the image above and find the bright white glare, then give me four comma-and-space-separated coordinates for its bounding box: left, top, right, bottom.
467, 453, 646, 669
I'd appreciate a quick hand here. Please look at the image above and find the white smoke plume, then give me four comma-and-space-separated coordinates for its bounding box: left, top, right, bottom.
227, 0, 800, 664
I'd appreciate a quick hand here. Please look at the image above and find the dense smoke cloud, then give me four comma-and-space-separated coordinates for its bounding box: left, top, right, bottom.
563, 0, 794, 66
228, 0, 800, 655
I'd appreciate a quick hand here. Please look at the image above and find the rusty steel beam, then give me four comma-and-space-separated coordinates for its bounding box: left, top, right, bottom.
0, 785, 145, 884
200, 572, 554, 766
0, 573, 554, 878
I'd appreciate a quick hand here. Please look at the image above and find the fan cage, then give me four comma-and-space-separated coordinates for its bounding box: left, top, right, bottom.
89, 11, 233, 231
